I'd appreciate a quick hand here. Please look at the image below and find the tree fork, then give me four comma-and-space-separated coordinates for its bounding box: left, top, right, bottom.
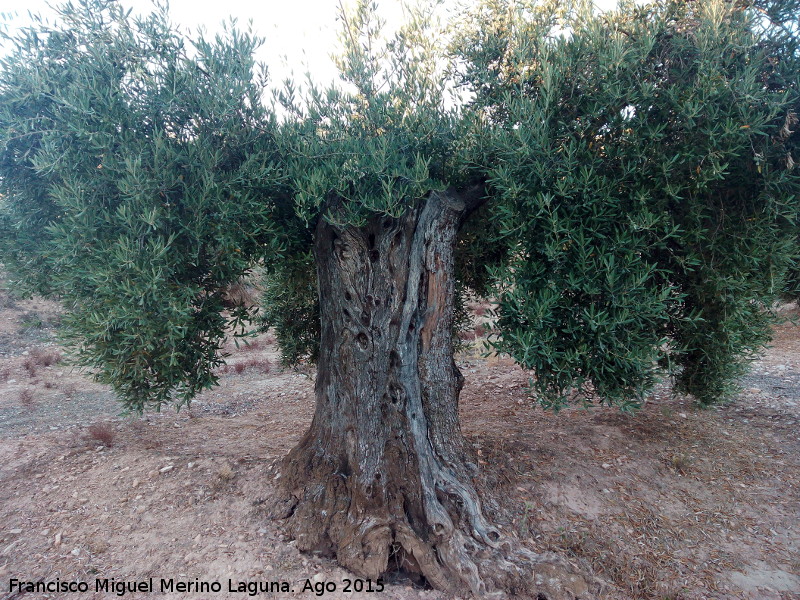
270, 189, 597, 598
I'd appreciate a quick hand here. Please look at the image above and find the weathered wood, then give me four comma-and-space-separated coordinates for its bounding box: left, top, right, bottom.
271, 189, 596, 599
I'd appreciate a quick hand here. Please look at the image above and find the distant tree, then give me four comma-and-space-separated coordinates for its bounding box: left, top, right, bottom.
0, 0, 797, 596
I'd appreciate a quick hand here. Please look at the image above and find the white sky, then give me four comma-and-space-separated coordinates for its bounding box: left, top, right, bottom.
0, 0, 424, 88
0, 0, 620, 89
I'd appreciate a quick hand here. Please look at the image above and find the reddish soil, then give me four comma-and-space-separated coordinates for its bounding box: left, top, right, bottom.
0, 286, 798, 600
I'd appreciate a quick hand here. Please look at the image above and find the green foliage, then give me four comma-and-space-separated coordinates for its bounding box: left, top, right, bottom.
454, 0, 800, 407
765, 0, 800, 304
277, 0, 475, 230
260, 252, 320, 366
0, 0, 287, 411
268, 0, 487, 364
0, 0, 797, 414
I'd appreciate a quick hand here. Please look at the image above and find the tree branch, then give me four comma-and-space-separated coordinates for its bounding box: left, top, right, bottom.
454, 182, 489, 221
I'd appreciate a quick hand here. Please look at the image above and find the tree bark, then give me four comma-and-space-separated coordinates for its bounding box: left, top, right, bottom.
271, 189, 595, 599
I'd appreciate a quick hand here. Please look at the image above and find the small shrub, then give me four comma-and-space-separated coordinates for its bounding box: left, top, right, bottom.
23, 358, 37, 378
22, 348, 63, 378
241, 339, 262, 352
230, 357, 271, 375
669, 453, 691, 475
32, 348, 62, 367
85, 423, 115, 447
216, 462, 234, 481
245, 357, 270, 374
209, 461, 236, 493
18, 388, 35, 406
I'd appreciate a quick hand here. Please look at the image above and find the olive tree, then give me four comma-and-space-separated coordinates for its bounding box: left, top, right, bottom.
0, 0, 797, 596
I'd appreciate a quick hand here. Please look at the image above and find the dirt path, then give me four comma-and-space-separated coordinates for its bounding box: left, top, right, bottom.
1, 287, 798, 599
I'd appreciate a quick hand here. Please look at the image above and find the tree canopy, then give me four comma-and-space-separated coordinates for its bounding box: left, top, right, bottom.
456, 0, 800, 407
2, 0, 799, 594
0, 0, 798, 412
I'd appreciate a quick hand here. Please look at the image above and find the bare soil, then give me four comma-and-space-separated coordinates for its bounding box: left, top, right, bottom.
0, 285, 798, 600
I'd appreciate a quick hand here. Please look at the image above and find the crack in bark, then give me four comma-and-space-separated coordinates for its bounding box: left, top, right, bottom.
267, 190, 600, 599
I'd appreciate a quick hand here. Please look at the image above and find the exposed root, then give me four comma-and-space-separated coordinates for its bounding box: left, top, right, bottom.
262, 193, 605, 598
266, 457, 603, 599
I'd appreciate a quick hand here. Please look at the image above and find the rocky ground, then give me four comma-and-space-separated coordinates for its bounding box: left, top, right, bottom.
0, 283, 798, 600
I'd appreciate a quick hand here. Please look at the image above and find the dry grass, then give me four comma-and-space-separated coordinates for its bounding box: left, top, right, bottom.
225, 357, 271, 375
222, 281, 259, 309
23, 357, 37, 378
240, 339, 262, 352
210, 461, 236, 493
23, 348, 62, 378
32, 348, 62, 366
18, 388, 35, 407
85, 423, 115, 447
669, 452, 692, 475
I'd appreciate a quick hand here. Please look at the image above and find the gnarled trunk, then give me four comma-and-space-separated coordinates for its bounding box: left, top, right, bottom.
271, 190, 594, 598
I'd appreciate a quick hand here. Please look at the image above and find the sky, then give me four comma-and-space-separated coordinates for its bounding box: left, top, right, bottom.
0, 0, 620, 89
0, 0, 434, 88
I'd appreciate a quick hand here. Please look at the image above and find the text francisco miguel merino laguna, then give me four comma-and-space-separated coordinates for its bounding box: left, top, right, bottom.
9, 577, 303, 596
8, 576, 386, 596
